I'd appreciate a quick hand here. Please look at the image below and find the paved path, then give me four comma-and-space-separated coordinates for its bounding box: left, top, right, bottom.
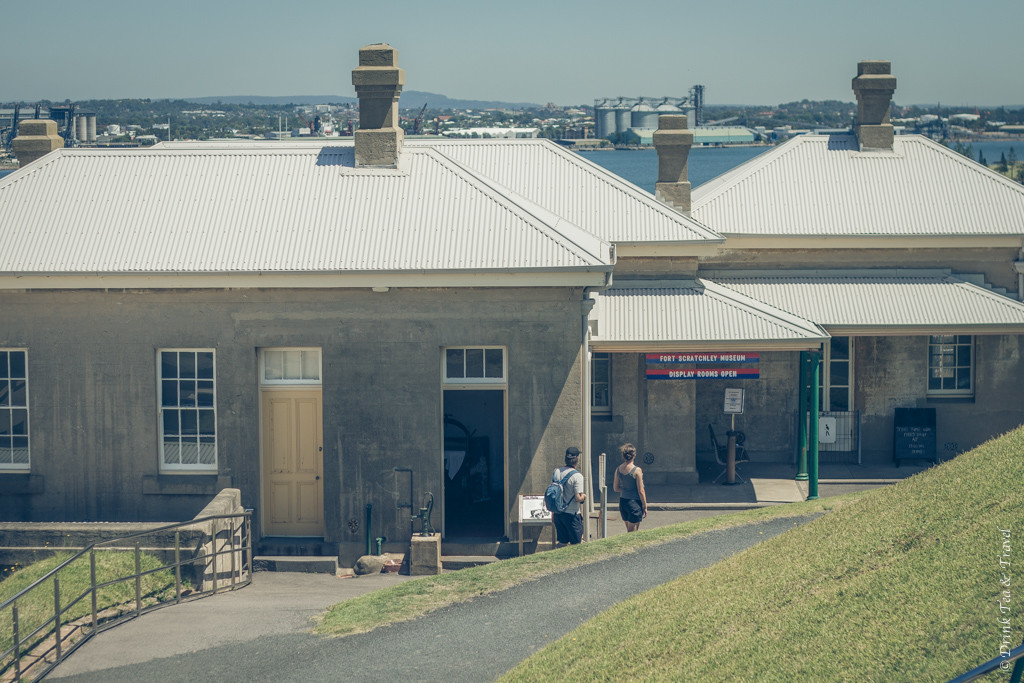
50, 515, 814, 682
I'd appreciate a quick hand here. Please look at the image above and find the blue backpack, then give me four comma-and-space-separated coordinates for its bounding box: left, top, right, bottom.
544, 469, 577, 513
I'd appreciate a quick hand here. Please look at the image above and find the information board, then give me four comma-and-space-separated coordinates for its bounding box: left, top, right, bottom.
893, 408, 937, 464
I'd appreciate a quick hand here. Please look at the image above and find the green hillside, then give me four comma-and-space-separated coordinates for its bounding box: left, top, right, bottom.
504, 426, 1023, 682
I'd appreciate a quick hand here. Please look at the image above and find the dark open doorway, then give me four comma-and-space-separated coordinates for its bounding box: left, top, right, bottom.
443, 389, 505, 538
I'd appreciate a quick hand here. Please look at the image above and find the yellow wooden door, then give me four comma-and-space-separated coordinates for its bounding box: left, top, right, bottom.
261, 389, 324, 536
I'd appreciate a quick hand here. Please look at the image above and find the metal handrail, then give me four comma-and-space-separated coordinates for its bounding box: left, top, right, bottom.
1, 510, 252, 682
947, 642, 1024, 683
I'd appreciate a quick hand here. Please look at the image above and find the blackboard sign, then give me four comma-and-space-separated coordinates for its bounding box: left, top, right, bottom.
893, 408, 937, 464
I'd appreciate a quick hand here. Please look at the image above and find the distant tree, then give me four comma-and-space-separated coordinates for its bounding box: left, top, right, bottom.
997, 152, 1008, 173
978, 150, 987, 166
1009, 147, 1018, 168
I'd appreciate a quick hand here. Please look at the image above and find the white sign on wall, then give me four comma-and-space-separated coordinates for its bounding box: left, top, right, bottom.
723, 388, 745, 414
819, 416, 837, 444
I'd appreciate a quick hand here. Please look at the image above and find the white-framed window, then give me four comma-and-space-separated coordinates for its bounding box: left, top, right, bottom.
591, 352, 611, 416
928, 335, 973, 396
159, 349, 217, 471
260, 348, 322, 385
443, 347, 505, 384
0, 350, 29, 471
819, 336, 853, 411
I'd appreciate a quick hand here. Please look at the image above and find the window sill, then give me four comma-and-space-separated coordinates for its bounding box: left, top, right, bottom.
0, 473, 44, 495
925, 394, 975, 404
143, 474, 232, 496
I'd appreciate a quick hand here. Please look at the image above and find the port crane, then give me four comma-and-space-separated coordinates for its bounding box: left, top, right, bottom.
412, 102, 427, 135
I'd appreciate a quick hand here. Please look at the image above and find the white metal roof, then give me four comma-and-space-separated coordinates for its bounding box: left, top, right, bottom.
589, 279, 828, 351
691, 134, 1024, 238
0, 143, 613, 285
412, 139, 723, 245
709, 271, 1024, 334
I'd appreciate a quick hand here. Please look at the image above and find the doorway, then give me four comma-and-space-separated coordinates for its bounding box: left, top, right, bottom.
259, 348, 324, 537
443, 389, 505, 538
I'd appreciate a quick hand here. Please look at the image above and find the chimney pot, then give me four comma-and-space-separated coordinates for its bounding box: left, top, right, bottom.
852, 60, 896, 150
11, 119, 64, 167
352, 43, 405, 167
653, 114, 694, 213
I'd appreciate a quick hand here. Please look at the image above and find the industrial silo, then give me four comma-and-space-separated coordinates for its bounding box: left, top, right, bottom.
656, 98, 683, 118
76, 115, 87, 143
594, 99, 616, 139
613, 99, 631, 136
631, 98, 659, 129
86, 114, 97, 142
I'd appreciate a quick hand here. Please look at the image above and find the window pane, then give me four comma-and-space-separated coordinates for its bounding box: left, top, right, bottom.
196, 352, 214, 379
592, 357, 609, 383
9, 352, 25, 379
0, 411, 9, 435
11, 438, 28, 463
179, 380, 196, 407
198, 409, 215, 435
179, 352, 196, 379
181, 441, 199, 465
198, 441, 216, 465
301, 351, 320, 380
465, 349, 484, 377
181, 410, 198, 435
446, 349, 464, 378
956, 371, 972, 390
10, 379, 26, 407
957, 345, 971, 367
830, 337, 849, 360
161, 352, 177, 379
161, 380, 178, 407
485, 349, 503, 378
0, 352, 7, 379
265, 350, 283, 380
163, 410, 179, 436
197, 380, 214, 407
10, 409, 27, 435
830, 363, 849, 387
284, 350, 301, 379
830, 388, 849, 411
0, 381, 8, 407
162, 441, 180, 465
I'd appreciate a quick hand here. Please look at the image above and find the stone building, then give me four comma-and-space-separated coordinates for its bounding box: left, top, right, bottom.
2, 52, 1023, 563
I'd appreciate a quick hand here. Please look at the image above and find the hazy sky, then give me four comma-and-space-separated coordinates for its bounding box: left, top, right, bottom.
5, 0, 1022, 107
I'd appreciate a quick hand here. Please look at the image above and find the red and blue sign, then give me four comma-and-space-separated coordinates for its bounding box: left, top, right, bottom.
645, 351, 761, 380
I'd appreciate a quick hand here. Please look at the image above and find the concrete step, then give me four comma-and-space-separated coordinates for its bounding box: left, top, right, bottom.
441, 537, 517, 559
253, 555, 339, 574
441, 555, 501, 571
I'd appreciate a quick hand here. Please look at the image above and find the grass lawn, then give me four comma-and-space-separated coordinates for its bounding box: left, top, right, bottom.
316, 498, 858, 637
501, 425, 1023, 682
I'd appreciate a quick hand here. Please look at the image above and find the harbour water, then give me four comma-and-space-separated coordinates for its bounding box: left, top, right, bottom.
577, 138, 1024, 192
1, 138, 1020, 186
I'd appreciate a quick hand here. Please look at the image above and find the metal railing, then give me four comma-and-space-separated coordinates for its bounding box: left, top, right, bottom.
1, 510, 251, 682
948, 641, 1024, 683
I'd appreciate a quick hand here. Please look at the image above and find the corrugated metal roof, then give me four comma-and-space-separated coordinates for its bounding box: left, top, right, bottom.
691, 134, 1024, 237
710, 272, 1024, 331
589, 279, 828, 349
0, 144, 611, 275
413, 139, 723, 244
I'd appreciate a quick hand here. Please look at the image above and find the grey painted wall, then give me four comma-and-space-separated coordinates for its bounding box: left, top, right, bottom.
0, 286, 586, 561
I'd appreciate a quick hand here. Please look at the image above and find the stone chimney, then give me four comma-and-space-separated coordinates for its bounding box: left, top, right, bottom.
852, 60, 896, 150
11, 119, 64, 167
351, 43, 405, 167
653, 114, 694, 213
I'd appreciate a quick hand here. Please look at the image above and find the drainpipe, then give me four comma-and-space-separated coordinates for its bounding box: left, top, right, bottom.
1014, 248, 1023, 302
581, 248, 615, 538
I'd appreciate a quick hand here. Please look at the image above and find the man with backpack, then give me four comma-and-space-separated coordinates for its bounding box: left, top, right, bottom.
549, 446, 586, 546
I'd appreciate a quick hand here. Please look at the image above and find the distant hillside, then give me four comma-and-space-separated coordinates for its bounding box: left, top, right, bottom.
186, 90, 541, 110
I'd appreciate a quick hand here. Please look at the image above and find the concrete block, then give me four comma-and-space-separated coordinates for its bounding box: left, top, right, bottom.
409, 533, 442, 575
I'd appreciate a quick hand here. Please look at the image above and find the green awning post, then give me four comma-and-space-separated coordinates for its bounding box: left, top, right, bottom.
795, 351, 809, 481
807, 350, 821, 500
